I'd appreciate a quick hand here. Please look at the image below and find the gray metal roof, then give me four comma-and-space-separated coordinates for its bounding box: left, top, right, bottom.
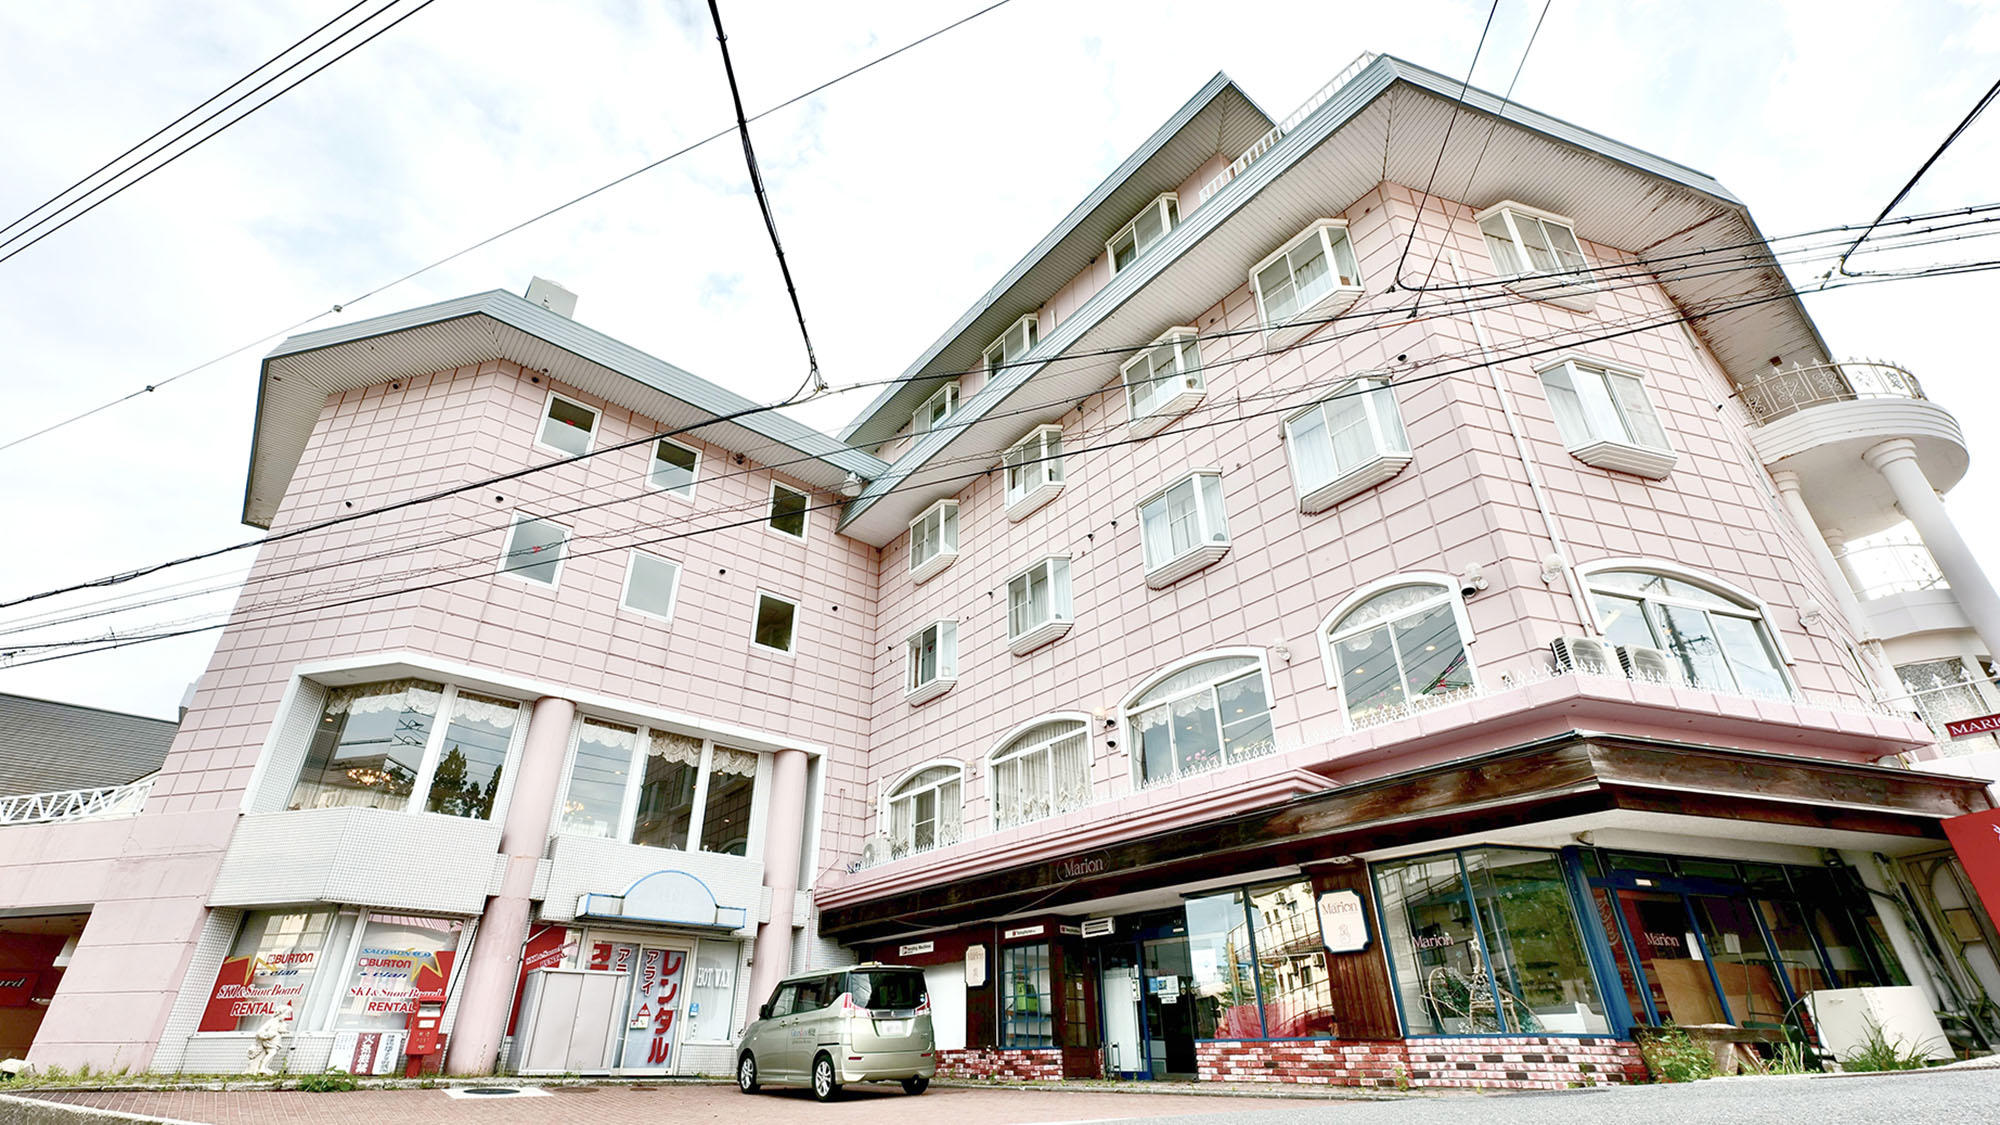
835, 72, 1276, 450
834, 53, 1836, 543
243, 290, 890, 528
0, 692, 177, 797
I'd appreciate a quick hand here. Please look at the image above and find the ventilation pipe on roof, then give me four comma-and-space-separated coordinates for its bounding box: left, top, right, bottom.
525, 277, 578, 318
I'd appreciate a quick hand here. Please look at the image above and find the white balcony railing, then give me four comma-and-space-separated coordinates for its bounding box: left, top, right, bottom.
0, 778, 153, 826
1736, 359, 1928, 425
1196, 52, 1377, 205
1844, 535, 1949, 601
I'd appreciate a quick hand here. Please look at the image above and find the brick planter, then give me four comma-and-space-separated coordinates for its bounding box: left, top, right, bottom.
1197, 1036, 1648, 1090
935, 1047, 1065, 1081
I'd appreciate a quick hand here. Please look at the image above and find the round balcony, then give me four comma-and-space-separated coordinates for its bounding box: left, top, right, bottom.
1743, 360, 1968, 539
1845, 536, 1975, 646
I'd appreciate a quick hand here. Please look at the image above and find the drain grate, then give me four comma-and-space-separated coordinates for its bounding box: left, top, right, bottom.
442, 1086, 552, 1100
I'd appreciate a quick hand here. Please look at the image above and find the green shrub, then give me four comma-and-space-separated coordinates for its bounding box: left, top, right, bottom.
1840, 1021, 1934, 1072
295, 1070, 361, 1093
1639, 1026, 1716, 1083
1750, 1041, 1811, 1075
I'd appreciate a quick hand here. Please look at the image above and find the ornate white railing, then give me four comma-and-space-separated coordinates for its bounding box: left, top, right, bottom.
1196, 52, 1377, 205
1844, 535, 1948, 600
0, 779, 153, 826
1736, 359, 1927, 424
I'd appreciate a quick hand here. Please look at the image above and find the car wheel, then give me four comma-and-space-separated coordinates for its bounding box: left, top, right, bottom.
901, 1076, 930, 1095
736, 1053, 759, 1094
811, 1053, 841, 1102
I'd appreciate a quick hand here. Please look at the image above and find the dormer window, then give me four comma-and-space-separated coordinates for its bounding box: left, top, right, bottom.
1477, 201, 1596, 311
1107, 193, 1179, 274
913, 382, 958, 436
1122, 328, 1205, 438
1250, 220, 1363, 351
984, 314, 1039, 378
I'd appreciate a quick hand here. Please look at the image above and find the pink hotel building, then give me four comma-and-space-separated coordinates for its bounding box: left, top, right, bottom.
7, 54, 2000, 1087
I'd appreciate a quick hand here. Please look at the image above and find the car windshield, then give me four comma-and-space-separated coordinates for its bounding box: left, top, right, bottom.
847, 969, 926, 1010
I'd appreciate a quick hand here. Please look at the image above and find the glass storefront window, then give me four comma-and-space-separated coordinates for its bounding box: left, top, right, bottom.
288, 680, 442, 811
1184, 890, 1259, 1038
1758, 898, 1828, 997
422, 692, 519, 819
333, 914, 463, 1031
1001, 943, 1053, 1047
1692, 895, 1787, 1026
685, 940, 737, 1042
1248, 880, 1334, 1037
1614, 889, 1723, 1024
1376, 854, 1489, 1034
1463, 851, 1610, 1034
699, 747, 758, 855
199, 910, 335, 1032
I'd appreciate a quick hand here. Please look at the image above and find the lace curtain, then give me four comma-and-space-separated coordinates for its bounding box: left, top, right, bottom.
324, 679, 444, 718
580, 719, 637, 751
1132, 656, 1258, 710
1331, 585, 1447, 635
710, 746, 758, 778
449, 691, 520, 729
648, 730, 704, 767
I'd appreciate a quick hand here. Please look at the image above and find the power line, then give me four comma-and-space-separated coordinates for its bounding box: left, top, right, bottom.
0, 0, 442, 267
1391, 0, 1502, 287
707, 0, 825, 399
9, 252, 1995, 665
0, 0, 1017, 456
1832, 73, 2000, 278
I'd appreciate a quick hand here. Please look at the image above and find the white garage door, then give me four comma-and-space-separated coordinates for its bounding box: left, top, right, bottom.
923, 962, 967, 1051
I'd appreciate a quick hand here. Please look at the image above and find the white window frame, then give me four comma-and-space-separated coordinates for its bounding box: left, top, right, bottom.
497, 512, 570, 588
619, 548, 682, 623
983, 314, 1040, 376
907, 498, 961, 584
1249, 219, 1365, 350
988, 713, 1093, 830
767, 481, 810, 540
913, 382, 959, 436
647, 437, 700, 500
1577, 557, 1798, 678
1136, 470, 1230, 589
536, 389, 600, 457
1282, 374, 1414, 513
1118, 648, 1278, 788
550, 720, 766, 855
1475, 200, 1597, 312
1003, 425, 1066, 520
880, 760, 965, 857
287, 681, 532, 824
904, 619, 959, 705
1121, 327, 1206, 439
750, 591, 800, 656
1535, 353, 1677, 478
1006, 556, 1073, 655
1106, 193, 1180, 275
1316, 574, 1482, 730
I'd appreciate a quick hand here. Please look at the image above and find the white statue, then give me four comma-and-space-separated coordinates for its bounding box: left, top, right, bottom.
245, 1002, 294, 1075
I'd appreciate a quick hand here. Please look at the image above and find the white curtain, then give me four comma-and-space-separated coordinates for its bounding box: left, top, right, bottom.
449, 691, 520, 729
647, 730, 703, 766
324, 679, 443, 718
710, 746, 758, 777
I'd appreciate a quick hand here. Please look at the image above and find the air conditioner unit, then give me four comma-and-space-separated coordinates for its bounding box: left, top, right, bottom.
1619, 645, 1684, 685
1080, 917, 1117, 939
1551, 636, 1617, 676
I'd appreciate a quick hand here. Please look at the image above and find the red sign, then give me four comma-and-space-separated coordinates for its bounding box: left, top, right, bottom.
0, 972, 37, 1007
1945, 713, 2000, 740
1943, 807, 2000, 924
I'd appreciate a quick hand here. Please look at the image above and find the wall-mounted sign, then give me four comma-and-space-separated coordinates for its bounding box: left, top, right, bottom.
1316, 890, 1370, 954
1946, 713, 2000, 740
1051, 852, 1109, 881
1002, 925, 1045, 940
1058, 924, 1083, 937
965, 943, 987, 987
897, 941, 934, 957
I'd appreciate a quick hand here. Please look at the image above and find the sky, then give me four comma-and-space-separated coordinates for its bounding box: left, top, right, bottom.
0, 0, 1995, 719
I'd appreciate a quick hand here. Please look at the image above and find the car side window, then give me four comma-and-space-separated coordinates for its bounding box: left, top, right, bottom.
792, 977, 824, 1013
824, 973, 849, 1007
768, 983, 797, 1018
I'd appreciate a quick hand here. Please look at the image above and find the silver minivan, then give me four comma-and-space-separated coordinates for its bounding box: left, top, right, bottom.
736, 963, 936, 1101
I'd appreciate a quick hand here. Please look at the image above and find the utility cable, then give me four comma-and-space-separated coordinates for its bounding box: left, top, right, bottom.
1390, 0, 1501, 286
1833, 74, 2000, 277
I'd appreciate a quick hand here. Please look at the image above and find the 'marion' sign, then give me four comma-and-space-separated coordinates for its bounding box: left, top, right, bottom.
1316, 890, 1370, 954
1946, 713, 2000, 740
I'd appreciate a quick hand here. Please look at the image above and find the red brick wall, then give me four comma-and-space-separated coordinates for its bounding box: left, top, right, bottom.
1198, 1037, 1648, 1090
936, 1047, 1066, 1081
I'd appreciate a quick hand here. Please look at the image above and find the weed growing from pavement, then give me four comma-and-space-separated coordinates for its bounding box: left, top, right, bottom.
1839, 1021, 1937, 1072
1638, 1026, 1718, 1083
294, 1071, 361, 1093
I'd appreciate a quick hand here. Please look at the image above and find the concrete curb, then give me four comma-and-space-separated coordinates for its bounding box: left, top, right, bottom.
0, 1093, 208, 1125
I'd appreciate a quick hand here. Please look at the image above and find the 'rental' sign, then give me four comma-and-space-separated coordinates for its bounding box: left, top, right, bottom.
1316, 889, 1370, 954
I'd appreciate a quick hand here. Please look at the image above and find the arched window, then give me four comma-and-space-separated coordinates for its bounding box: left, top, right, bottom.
1125, 654, 1274, 786
991, 718, 1091, 829
1323, 582, 1475, 726
1586, 568, 1790, 696
884, 764, 962, 858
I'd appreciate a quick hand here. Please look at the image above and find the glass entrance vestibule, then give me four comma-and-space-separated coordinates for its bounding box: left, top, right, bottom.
1373, 846, 1900, 1039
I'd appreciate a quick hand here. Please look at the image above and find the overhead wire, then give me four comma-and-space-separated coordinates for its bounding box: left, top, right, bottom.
1390, 0, 1501, 287
1832, 74, 2000, 278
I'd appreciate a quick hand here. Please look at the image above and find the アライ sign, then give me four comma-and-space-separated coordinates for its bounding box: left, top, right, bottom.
1316, 890, 1370, 953
1945, 713, 2000, 740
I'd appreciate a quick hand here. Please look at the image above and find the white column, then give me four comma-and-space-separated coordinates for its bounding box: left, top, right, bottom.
1865, 439, 2000, 660
1772, 470, 1871, 638
747, 748, 810, 1018
1824, 527, 1868, 595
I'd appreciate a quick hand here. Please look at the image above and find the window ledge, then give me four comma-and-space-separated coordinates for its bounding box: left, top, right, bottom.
1263, 285, 1365, 352
1297, 452, 1413, 514
1500, 274, 1598, 313
1009, 617, 1073, 656
909, 547, 959, 585
1569, 438, 1676, 479
1145, 543, 1230, 589
905, 676, 957, 706
1129, 388, 1205, 439
1006, 480, 1064, 522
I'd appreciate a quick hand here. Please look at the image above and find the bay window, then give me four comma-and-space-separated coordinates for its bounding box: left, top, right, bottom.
1125, 654, 1275, 786
1107, 193, 1179, 273
1122, 328, 1204, 438
885, 764, 962, 857
1588, 568, 1791, 697
286, 680, 523, 821
1538, 356, 1675, 478
1250, 220, 1363, 349
1006, 556, 1073, 655
1137, 471, 1229, 588
1283, 376, 1412, 512
905, 620, 958, 704
984, 314, 1039, 376
990, 719, 1090, 829
913, 382, 958, 435
555, 721, 765, 853
1323, 583, 1476, 728
1477, 201, 1596, 311
1003, 425, 1065, 519
908, 499, 960, 583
